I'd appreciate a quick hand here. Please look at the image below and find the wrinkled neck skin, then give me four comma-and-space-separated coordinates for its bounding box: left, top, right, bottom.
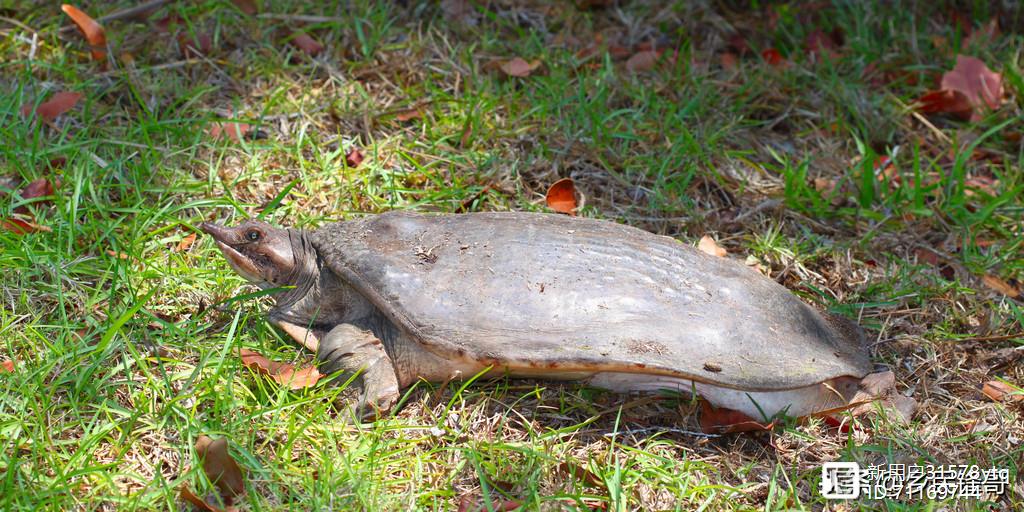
267, 230, 374, 329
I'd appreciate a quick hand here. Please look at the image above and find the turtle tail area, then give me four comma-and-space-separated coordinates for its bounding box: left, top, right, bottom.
587, 373, 862, 421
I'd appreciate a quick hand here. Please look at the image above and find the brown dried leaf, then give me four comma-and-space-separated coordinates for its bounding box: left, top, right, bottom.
14, 177, 58, 215
545, 178, 577, 215
697, 235, 727, 257
982, 380, 1023, 403
849, 371, 917, 423
179, 32, 213, 59
290, 32, 324, 56
699, 401, 774, 434
719, 51, 738, 69
230, 0, 257, 15
625, 50, 660, 73
238, 349, 323, 389
196, 435, 245, 500
176, 233, 197, 253
1, 218, 49, 234
499, 57, 541, 77
22, 92, 83, 123
981, 274, 1020, 298
345, 148, 365, 168
61, 4, 106, 63
179, 486, 225, 512
456, 494, 522, 512
941, 55, 1003, 111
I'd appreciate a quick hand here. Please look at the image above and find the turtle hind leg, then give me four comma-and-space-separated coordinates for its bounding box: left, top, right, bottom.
317, 323, 401, 420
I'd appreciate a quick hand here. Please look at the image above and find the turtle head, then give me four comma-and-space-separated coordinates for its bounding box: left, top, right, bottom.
200, 219, 306, 288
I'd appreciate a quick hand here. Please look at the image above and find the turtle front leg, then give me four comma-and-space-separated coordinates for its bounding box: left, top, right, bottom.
316, 324, 401, 419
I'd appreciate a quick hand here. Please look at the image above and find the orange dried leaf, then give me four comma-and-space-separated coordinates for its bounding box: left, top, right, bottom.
106, 250, 130, 259
23, 92, 83, 123
196, 435, 245, 499
981, 274, 1020, 298
698, 235, 727, 257
176, 233, 197, 252
61, 4, 106, 63
982, 381, 1023, 403
395, 109, 422, 122
545, 178, 577, 215
208, 122, 252, 143
0, 360, 13, 373
238, 349, 323, 389
499, 57, 541, 77
699, 401, 773, 434
625, 50, 660, 73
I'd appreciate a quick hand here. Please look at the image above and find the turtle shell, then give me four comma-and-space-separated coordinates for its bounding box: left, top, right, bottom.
309, 211, 872, 391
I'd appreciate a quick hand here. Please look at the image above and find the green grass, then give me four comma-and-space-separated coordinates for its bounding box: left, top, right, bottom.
1, 1, 1023, 510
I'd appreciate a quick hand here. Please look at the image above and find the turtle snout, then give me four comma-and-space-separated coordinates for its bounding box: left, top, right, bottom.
199, 222, 230, 242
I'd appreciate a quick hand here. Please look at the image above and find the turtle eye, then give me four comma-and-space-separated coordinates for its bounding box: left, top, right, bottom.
246, 229, 261, 242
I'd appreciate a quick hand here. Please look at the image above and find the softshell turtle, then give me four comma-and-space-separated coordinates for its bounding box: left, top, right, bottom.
200, 211, 872, 420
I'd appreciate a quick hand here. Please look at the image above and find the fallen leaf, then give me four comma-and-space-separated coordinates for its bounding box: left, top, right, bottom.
499, 57, 541, 78
154, 14, 182, 33
239, 348, 323, 389
196, 435, 245, 500
289, 31, 324, 56
208, 122, 253, 143
456, 494, 522, 512
918, 55, 1003, 121
941, 55, 1003, 110
0, 360, 13, 372
982, 381, 1023, 403
61, 4, 106, 63
698, 235, 727, 257
719, 51, 738, 69
1, 218, 49, 234
699, 401, 774, 434
625, 50, 660, 73
555, 461, 605, 490
914, 247, 941, 266
179, 486, 226, 512
22, 92, 83, 123
441, 0, 478, 26
106, 249, 130, 259
848, 371, 917, 423
345, 148, 364, 168
761, 48, 786, 67
545, 178, 577, 215
179, 32, 213, 59
177, 233, 197, 252
230, 0, 258, 15
806, 29, 842, 60
394, 109, 422, 122
14, 177, 58, 215
916, 89, 972, 119
981, 274, 1020, 298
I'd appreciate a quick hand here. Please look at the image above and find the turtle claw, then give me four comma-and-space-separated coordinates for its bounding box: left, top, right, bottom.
317, 324, 401, 421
